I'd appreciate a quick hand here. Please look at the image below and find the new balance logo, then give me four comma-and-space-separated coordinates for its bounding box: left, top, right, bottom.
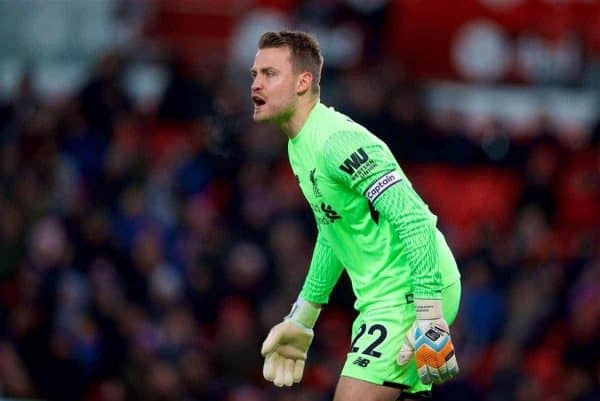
353, 357, 371, 367
339, 148, 369, 175
321, 203, 341, 222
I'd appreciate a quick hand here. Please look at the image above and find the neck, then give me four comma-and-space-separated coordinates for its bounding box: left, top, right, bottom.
277, 96, 319, 139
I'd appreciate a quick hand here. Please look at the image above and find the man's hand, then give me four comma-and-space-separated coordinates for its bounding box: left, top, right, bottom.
397, 299, 459, 384
261, 320, 313, 387
261, 298, 321, 387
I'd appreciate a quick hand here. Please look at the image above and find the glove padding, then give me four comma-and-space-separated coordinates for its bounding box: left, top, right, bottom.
261, 299, 320, 387
261, 320, 313, 387
397, 299, 459, 384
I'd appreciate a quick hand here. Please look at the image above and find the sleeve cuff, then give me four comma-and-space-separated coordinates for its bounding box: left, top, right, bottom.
286, 297, 322, 328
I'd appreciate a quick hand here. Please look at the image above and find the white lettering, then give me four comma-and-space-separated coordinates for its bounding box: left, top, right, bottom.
365, 171, 402, 202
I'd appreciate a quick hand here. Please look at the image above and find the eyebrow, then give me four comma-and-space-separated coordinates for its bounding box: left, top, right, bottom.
250, 67, 278, 75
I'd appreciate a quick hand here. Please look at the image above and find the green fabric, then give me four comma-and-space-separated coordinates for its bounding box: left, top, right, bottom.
300, 234, 344, 304
289, 102, 460, 312
340, 279, 461, 391
372, 183, 441, 299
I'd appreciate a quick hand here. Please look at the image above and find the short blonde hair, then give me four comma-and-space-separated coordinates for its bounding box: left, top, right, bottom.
258, 30, 323, 95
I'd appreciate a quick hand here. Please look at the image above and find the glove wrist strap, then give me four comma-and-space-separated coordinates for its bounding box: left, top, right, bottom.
415, 299, 443, 320
286, 297, 321, 329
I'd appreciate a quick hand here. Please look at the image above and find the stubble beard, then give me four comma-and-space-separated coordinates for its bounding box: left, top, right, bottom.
252, 110, 267, 122
254, 101, 294, 125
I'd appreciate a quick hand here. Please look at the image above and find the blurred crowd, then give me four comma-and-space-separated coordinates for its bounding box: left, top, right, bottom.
1, 49, 598, 401
1, 2, 600, 401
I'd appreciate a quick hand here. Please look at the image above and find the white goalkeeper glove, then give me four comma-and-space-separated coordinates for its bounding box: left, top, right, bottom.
397, 299, 459, 384
261, 298, 321, 387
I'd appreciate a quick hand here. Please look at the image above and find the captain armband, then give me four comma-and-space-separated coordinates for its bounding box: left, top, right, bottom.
363, 170, 402, 203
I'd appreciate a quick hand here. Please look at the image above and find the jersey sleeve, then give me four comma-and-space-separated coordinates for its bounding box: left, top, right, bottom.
300, 233, 344, 304
321, 130, 442, 299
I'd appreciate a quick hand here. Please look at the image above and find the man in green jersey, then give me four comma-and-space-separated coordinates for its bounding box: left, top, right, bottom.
251, 30, 461, 401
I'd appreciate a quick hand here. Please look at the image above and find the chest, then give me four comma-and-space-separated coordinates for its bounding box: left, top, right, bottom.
289, 148, 346, 224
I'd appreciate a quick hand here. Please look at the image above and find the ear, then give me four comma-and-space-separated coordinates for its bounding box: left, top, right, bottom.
296, 72, 313, 95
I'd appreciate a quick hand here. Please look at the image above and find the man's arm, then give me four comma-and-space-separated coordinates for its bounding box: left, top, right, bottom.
367, 180, 441, 299
321, 129, 458, 384
300, 233, 345, 305
261, 224, 343, 387
321, 130, 442, 299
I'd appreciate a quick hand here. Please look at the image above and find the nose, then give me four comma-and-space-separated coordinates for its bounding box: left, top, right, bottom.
251, 76, 262, 92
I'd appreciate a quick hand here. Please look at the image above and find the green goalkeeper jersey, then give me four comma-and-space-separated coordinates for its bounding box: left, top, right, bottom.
289, 102, 460, 312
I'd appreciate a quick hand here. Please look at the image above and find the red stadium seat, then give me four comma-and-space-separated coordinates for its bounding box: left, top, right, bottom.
555, 150, 599, 230
407, 165, 522, 252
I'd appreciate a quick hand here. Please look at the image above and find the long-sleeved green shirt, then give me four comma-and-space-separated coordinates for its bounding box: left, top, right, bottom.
289, 102, 460, 312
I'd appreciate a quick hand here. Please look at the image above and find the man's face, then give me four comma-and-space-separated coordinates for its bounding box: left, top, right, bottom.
251, 47, 298, 123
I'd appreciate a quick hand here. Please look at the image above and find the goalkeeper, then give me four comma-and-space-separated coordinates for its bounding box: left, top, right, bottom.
251, 30, 461, 401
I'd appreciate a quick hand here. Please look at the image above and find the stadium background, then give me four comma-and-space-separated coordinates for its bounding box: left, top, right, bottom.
0, 1, 599, 400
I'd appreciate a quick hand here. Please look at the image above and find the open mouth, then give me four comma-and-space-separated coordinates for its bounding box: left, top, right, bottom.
252, 96, 266, 107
